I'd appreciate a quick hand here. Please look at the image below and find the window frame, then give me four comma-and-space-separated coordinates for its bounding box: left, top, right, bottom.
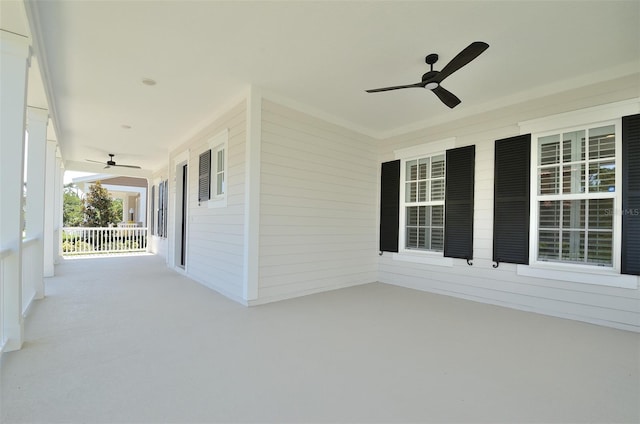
206, 129, 229, 209
531, 120, 621, 271
393, 138, 455, 266
518, 99, 639, 289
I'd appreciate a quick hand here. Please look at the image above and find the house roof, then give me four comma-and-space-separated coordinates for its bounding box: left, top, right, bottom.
7, 0, 640, 174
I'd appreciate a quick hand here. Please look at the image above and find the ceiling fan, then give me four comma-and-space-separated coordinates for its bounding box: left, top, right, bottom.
365, 41, 489, 109
86, 154, 141, 169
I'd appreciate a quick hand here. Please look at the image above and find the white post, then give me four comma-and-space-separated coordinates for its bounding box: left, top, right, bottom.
0, 30, 30, 352
43, 140, 57, 276
53, 157, 64, 263
25, 107, 49, 299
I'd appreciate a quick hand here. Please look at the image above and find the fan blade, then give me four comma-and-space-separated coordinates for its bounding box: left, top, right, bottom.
432, 85, 461, 109
366, 82, 424, 93
436, 41, 489, 83
86, 159, 104, 164
114, 164, 142, 169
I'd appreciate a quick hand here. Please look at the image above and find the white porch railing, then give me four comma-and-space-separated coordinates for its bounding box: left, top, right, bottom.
21, 238, 39, 313
62, 227, 148, 255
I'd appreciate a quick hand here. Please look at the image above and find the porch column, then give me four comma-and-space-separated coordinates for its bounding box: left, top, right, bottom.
53, 157, 64, 263
25, 107, 49, 299
43, 141, 57, 276
0, 30, 30, 352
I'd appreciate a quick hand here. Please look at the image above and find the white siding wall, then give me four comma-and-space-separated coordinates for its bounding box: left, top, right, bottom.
168, 101, 247, 302
257, 100, 378, 302
378, 75, 640, 331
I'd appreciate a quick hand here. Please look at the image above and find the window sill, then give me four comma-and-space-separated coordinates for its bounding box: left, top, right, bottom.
392, 252, 453, 267
517, 263, 638, 289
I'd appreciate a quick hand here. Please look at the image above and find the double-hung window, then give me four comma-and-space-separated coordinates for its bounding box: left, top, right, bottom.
535, 124, 617, 267
201, 128, 228, 208
515, 100, 640, 288
403, 154, 445, 252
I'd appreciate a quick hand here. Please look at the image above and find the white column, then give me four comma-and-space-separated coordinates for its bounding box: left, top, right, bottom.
0, 30, 30, 352
25, 107, 49, 299
53, 157, 64, 263
43, 140, 57, 276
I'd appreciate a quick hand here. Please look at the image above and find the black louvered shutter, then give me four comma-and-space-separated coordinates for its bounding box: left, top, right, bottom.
444, 145, 475, 259
622, 114, 640, 275
198, 150, 211, 203
493, 134, 531, 264
380, 160, 400, 253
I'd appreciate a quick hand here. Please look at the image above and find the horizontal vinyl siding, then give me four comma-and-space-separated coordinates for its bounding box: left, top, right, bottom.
171, 101, 246, 301
378, 79, 640, 332
258, 100, 378, 302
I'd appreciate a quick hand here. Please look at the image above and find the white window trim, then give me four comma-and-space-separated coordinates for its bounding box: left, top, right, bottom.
207, 128, 228, 209
393, 137, 455, 267
518, 99, 640, 289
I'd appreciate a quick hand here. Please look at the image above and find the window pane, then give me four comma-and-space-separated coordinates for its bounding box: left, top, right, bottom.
418, 181, 428, 202
419, 227, 430, 250
539, 135, 560, 165
431, 228, 444, 251
562, 164, 585, 194
562, 200, 585, 230
417, 206, 427, 226
562, 130, 585, 163
406, 160, 417, 181
217, 173, 225, 195
587, 232, 612, 265
588, 162, 615, 193
431, 155, 445, 178
588, 125, 615, 160
431, 205, 444, 226
418, 158, 429, 180
430, 179, 444, 201
539, 166, 559, 194
561, 230, 585, 262
406, 206, 418, 226
539, 201, 560, 228
538, 231, 560, 260
405, 182, 417, 202
217, 149, 224, 170
588, 199, 613, 230
406, 227, 418, 249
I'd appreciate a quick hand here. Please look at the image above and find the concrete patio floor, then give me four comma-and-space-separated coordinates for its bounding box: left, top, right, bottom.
1, 254, 638, 423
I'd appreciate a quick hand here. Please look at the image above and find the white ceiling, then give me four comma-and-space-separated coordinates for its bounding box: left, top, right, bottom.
12, 0, 640, 174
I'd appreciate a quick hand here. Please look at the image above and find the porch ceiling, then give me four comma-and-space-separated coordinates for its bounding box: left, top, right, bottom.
16, 0, 640, 173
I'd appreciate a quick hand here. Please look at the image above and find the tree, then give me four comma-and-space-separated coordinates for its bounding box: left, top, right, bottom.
63, 185, 84, 227
111, 198, 123, 223
82, 181, 118, 227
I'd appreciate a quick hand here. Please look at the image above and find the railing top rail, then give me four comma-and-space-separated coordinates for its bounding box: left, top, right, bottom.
22, 237, 39, 248
0, 248, 11, 260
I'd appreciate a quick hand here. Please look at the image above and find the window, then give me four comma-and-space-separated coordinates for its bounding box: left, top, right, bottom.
535, 124, 617, 267
157, 179, 168, 238
206, 129, 228, 208
517, 100, 640, 287
403, 154, 445, 251
379, 137, 474, 264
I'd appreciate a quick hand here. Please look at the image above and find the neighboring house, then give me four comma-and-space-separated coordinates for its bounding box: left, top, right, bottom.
147, 89, 639, 331
72, 174, 148, 227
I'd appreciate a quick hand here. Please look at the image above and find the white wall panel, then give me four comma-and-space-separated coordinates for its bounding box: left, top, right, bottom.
256, 100, 378, 303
